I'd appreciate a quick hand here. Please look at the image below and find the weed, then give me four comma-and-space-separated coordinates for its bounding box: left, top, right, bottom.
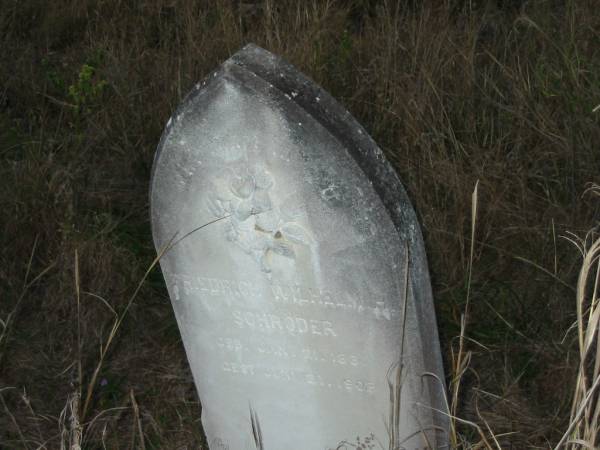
68, 63, 108, 115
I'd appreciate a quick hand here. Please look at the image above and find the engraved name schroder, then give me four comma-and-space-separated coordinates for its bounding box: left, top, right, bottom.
232, 310, 336, 336
168, 273, 400, 320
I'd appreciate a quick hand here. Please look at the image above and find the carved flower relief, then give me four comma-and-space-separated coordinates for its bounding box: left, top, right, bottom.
206, 165, 311, 273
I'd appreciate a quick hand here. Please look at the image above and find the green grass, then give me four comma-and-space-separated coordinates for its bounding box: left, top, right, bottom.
1, 0, 599, 448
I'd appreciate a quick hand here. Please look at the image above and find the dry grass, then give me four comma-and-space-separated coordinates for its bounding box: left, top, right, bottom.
555, 185, 600, 450
1, 0, 599, 448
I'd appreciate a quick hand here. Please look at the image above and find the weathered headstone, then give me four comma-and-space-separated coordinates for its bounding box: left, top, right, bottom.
151, 44, 448, 449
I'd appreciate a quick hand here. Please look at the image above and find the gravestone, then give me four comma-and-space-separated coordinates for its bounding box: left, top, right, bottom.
150, 44, 448, 449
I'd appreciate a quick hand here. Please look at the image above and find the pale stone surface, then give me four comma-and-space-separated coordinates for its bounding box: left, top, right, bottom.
151, 44, 448, 449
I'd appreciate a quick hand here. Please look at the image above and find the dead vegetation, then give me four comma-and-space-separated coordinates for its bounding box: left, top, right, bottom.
1, 0, 599, 448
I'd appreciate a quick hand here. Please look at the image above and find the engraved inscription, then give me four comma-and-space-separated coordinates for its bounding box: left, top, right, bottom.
223, 361, 255, 376
302, 349, 359, 367
210, 438, 229, 450
215, 337, 362, 366
168, 274, 401, 321
232, 310, 337, 336
167, 272, 401, 399
219, 361, 376, 395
